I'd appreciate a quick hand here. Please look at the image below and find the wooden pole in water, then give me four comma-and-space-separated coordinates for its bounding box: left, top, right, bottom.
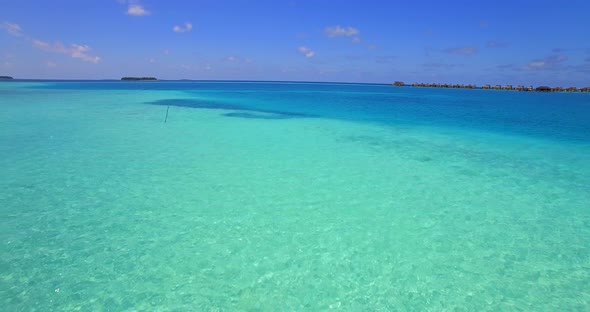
164, 106, 170, 123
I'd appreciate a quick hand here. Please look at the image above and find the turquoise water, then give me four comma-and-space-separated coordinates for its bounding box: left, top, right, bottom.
1, 81, 589, 310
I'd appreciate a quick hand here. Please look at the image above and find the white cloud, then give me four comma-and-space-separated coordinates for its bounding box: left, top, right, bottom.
69, 44, 100, 63
163, 49, 170, 55
127, 4, 150, 16
173, 22, 193, 33
325, 25, 360, 38
1, 22, 100, 64
225, 55, 239, 62
298, 46, 315, 58
32, 39, 101, 63
351, 37, 361, 44
46, 61, 57, 68
1, 22, 23, 36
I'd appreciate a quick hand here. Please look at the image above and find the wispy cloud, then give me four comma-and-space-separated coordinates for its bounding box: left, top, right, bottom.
32, 39, 101, 63
486, 40, 509, 48
298, 46, 315, 58
46, 61, 57, 68
222, 56, 253, 63
127, 4, 150, 16
526, 55, 567, 70
1, 22, 23, 36
325, 25, 359, 37
325, 25, 360, 43
3, 21, 101, 64
173, 22, 192, 33
445, 47, 478, 55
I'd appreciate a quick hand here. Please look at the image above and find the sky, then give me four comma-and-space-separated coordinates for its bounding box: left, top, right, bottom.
1, 0, 590, 85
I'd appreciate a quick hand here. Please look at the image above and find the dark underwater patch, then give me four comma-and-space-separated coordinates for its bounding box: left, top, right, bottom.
223, 112, 298, 119
146, 98, 314, 120
147, 98, 243, 110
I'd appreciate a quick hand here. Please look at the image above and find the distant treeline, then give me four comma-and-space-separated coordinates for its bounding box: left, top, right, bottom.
0, 76, 14, 80
392, 81, 590, 93
121, 77, 158, 81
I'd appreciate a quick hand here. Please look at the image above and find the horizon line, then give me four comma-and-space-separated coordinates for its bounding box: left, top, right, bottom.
1, 77, 589, 89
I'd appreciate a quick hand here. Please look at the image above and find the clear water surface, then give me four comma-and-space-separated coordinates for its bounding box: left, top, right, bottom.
1, 81, 589, 310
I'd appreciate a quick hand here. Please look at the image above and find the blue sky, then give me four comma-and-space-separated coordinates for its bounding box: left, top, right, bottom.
1, 0, 589, 85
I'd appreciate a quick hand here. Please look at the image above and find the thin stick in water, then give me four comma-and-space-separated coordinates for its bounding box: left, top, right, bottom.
164, 106, 170, 123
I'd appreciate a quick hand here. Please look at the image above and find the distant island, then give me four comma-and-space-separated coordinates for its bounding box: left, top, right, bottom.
392, 81, 590, 93
0, 76, 14, 80
121, 77, 158, 81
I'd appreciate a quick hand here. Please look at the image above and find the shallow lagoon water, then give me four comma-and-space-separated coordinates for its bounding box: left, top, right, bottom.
1, 81, 589, 310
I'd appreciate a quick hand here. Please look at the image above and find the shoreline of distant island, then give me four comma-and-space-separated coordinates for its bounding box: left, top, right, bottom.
121, 77, 158, 81
391, 81, 590, 93
1, 76, 588, 92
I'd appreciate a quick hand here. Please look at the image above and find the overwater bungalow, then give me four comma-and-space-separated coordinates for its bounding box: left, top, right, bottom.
399, 82, 586, 93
